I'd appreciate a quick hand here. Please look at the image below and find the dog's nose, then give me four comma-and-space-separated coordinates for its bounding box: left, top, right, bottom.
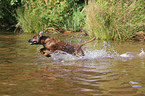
28, 39, 31, 42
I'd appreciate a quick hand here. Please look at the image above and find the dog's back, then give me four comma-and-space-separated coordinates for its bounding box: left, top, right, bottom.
28, 31, 95, 57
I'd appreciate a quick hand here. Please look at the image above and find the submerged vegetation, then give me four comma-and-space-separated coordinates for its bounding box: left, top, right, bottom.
1, 0, 145, 40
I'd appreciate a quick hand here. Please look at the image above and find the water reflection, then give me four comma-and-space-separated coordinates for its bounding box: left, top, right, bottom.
0, 32, 145, 96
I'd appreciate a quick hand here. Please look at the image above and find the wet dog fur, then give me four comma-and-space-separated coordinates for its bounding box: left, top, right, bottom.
28, 31, 95, 57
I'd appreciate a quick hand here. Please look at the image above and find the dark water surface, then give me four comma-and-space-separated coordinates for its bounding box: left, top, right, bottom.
0, 32, 145, 96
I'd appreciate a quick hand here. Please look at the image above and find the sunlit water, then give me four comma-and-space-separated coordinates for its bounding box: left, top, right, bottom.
0, 32, 145, 96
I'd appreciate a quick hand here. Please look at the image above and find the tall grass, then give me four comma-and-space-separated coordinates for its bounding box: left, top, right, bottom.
85, 0, 145, 40
63, 8, 85, 32
16, 0, 46, 33
16, 0, 85, 33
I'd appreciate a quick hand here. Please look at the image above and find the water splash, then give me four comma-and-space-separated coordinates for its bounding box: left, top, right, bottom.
139, 48, 145, 57
49, 49, 114, 61
120, 52, 136, 58
120, 48, 145, 58
37, 43, 145, 61
51, 51, 82, 61
48, 41, 120, 61
83, 49, 109, 59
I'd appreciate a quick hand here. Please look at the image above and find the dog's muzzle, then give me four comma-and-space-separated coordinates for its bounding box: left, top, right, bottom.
28, 39, 35, 45
28, 39, 31, 43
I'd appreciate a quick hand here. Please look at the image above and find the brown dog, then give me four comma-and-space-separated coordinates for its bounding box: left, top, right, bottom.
28, 30, 95, 57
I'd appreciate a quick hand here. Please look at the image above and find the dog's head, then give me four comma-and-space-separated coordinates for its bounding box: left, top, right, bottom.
28, 30, 44, 45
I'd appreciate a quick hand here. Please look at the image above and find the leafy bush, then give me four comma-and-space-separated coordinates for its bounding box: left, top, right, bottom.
16, 0, 85, 33
63, 7, 85, 32
84, 0, 145, 40
0, 0, 22, 31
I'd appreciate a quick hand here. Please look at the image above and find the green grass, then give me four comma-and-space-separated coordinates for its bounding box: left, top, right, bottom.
16, 0, 85, 33
84, 0, 145, 40
16, 0, 144, 41
63, 8, 85, 32
16, 0, 45, 33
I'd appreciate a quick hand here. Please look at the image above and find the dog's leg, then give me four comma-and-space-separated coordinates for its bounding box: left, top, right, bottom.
40, 48, 51, 57
44, 50, 55, 57
40, 48, 46, 54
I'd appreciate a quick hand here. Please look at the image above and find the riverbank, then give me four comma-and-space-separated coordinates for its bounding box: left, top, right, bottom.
1, 0, 144, 41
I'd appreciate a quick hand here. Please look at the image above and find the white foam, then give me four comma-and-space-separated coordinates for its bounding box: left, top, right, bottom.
83, 49, 110, 59
120, 48, 145, 58
139, 48, 145, 57
50, 47, 119, 61
51, 51, 82, 61
37, 45, 145, 61
120, 52, 134, 58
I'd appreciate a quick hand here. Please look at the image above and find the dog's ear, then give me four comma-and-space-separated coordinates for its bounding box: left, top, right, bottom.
38, 30, 44, 37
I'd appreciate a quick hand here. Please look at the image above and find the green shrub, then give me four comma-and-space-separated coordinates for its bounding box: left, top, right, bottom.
63, 7, 85, 32
84, 0, 145, 40
16, 0, 59, 33
16, 0, 85, 33
0, 0, 22, 31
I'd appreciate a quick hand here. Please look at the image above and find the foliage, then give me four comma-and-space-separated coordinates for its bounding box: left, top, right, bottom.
63, 7, 86, 32
0, 0, 22, 31
84, 0, 145, 40
16, 0, 85, 33
2, 0, 144, 41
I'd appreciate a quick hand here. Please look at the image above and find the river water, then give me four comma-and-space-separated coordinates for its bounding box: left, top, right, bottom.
0, 32, 145, 96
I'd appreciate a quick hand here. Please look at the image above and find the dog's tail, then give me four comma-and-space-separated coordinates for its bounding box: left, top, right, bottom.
79, 37, 96, 47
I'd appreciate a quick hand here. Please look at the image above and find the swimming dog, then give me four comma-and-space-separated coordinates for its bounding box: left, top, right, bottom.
28, 30, 95, 57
